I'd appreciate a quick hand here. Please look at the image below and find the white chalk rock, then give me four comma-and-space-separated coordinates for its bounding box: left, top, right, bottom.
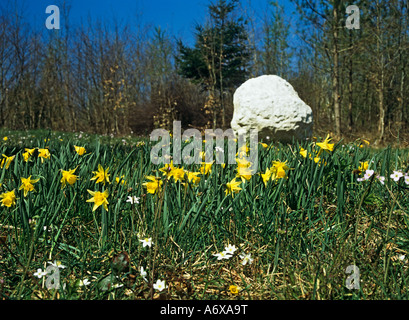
231, 75, 313, 143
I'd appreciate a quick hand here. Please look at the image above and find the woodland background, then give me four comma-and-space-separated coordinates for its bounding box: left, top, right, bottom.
0, 0, 408, 144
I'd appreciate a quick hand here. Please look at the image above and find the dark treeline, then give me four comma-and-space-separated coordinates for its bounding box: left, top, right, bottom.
1, 0, 408, 142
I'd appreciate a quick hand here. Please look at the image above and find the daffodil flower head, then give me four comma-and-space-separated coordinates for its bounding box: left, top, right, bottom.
143, 176, 163, 194
200, 162, 213, 175
0, 189, 16, 207
185, 171, 201, 186
60, 167, 78, 189
38, 148, 51, 163
261, 167, 272, 186
86, 189, 109, 211
19, 176, 40, 197
236, 165, 253, 183
159, 161, 176, 178
316, 134, 334, 153
90, 164, 110, 185
74, 145, 86, 156
168, 167, 185, 183
1, 154, 15, 169
299, 147, 307, 158
225, 178, 242, 196
229, 285, 239, 295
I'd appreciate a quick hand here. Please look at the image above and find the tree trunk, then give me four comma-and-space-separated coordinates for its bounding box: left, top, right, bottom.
377, 69, 385, 141
332, 3, 341, 136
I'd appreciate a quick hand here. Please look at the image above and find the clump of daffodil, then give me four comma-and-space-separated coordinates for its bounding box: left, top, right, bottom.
159, 161, 186, 182
237, 144, 249, 158
299, 147, 307, 158
143, 176, 163, 194
184, 171, 201, 186
22, 148, 36, 162
236, 157, 251, 169
115, 175, 126, 185
236, 164, 253, 183
1, 154, 15, 169
316, 134, 334, 155
225, 178, 242, 197
60, 167, 78, 189
169, 167, 185, 183
357, 161, 369, 174
86, 189, 109, 211
74, 145, 86, 156
308, 152, 326, 166
90, 164, 110, 185
159, 161, 176, 179
200, 161, 213, 175
271, 160, 290, 179
19, 176, 40, 197
261, 167, 272, 187
359, 139, 370, 148
38, 148, 50, 163
0, 189, 16, 207
259, 142, 269, 149
229, 285, 240, 295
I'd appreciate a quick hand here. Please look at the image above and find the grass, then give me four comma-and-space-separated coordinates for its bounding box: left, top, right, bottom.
0, 129, 409, 300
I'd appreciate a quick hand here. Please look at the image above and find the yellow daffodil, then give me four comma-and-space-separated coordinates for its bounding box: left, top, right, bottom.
169, 167, 185, 183
74, 145, 86, 156
225, 178, 242, 196
90, 164, 110, 185
0, 189, 16, 207
26, 148, 36, 155
300, 148, 307, 158
316, 134, 334, 153
229, 285, 239, 295
159, 161, 176, 178
271, 160, 290, 179
236, 165, 253, 183
60, 168, 78, 189
1, 154, 15, 169
22, 148, 36, 162
200, 162, 213, 175
237, 144, 249, 158
261, 168, 272, 187
143, 176, 163, 194
22, 152, 30, 162
38, 148, 51, 163
86, 189, 109, 211
357, 161, 369, 174
236, 157, 251, 169
259, 142, 268, 149
185, 171, 201, 186
19, 176, 40, 197
359, 139, 370, 148
115, 175, 126, 185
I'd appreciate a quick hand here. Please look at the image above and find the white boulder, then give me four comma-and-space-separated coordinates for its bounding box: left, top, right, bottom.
231, 75, 313, 143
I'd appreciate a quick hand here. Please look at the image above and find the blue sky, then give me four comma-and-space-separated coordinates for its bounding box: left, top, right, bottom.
13, 0, 297, 46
